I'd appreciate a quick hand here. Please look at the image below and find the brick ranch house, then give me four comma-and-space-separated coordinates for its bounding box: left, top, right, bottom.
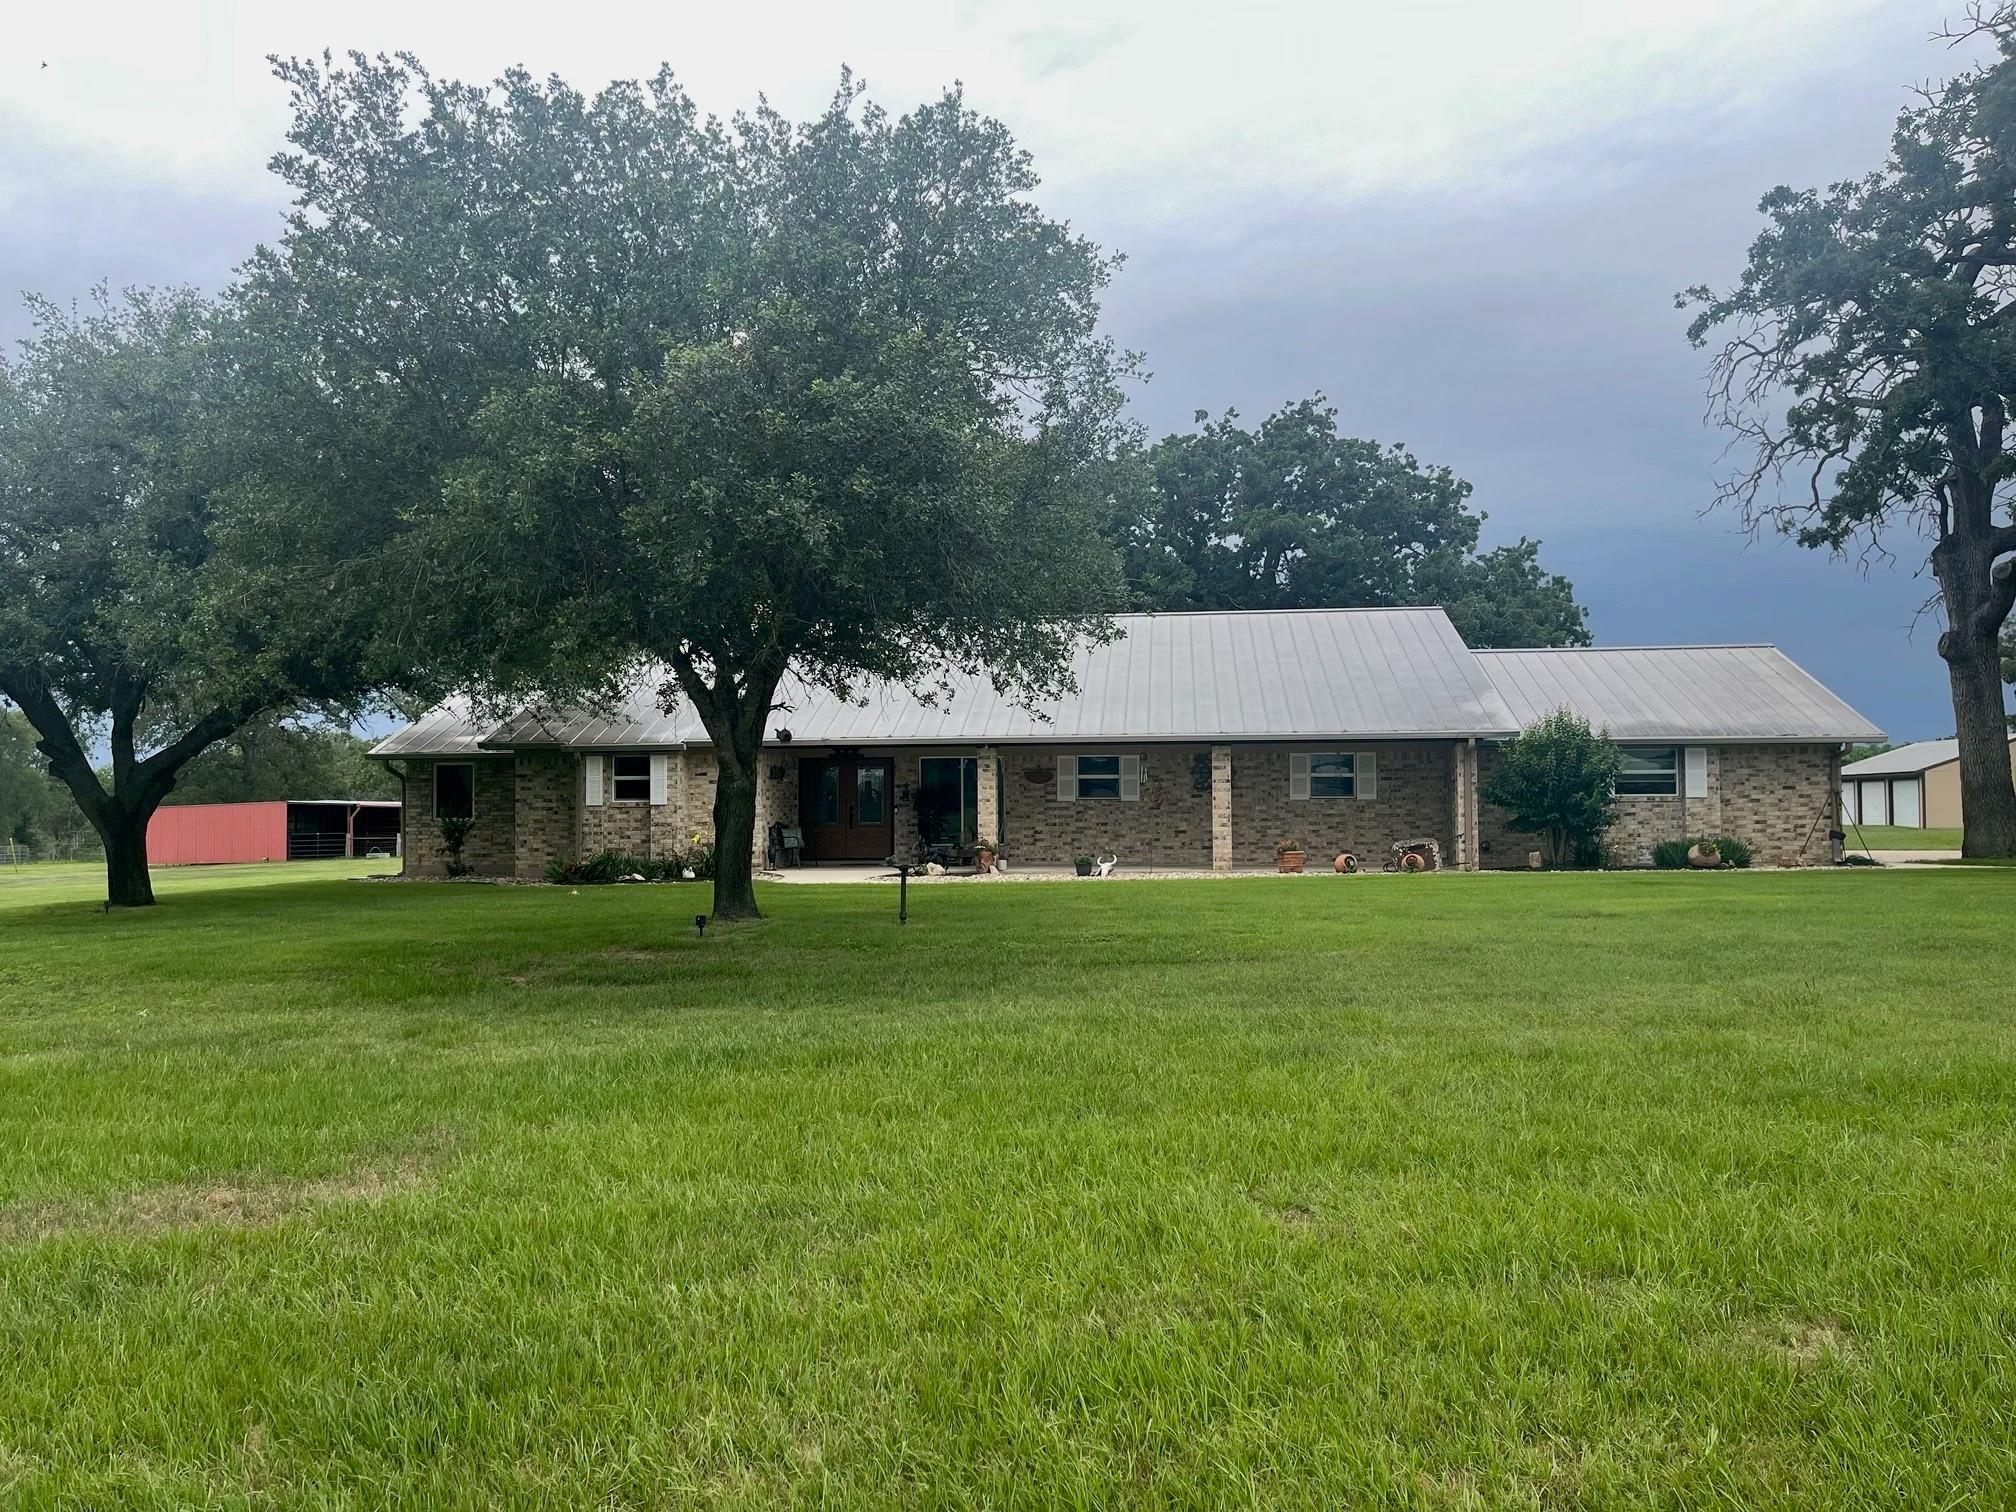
368, 608, 1883, 876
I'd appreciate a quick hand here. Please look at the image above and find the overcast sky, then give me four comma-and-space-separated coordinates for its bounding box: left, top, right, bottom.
3, 0, 1995, 739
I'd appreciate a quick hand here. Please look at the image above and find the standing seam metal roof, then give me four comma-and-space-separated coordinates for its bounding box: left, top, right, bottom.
368, 614, 1885, 758
368, 608, 1523, 757
1475, 645, 1883, 743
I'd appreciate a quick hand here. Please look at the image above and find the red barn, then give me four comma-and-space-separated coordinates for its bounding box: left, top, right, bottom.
147, 800, 402, 865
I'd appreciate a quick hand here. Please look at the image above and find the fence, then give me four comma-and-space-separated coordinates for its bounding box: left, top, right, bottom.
3, 837, 104, 867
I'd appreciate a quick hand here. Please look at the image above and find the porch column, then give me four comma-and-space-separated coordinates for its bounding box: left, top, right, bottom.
975, 747, 1000, 848
1211, 745, 1233, 871
1454, 738, 1480, 870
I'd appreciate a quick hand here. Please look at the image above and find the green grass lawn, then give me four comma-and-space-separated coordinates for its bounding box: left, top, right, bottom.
0, 856, 393, 907
1842, 823, 1962, 850
3, 865, 2014, 1506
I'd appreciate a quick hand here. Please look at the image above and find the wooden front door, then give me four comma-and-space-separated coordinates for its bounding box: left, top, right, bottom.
799, 756, 895, 861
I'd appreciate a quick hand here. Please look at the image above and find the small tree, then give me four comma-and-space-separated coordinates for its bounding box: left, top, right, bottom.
438, 816, 475, 878
1482, 709, 1623, 868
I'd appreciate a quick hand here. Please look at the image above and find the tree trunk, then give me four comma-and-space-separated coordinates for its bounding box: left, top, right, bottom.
709, 740, 762, 921
1941, 617, 2016, 857
1935, 535, 2016, 858
101, 804, 159, 907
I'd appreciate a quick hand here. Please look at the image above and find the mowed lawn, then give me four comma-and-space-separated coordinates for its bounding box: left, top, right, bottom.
1843, 824, 1963, 851
3, 865, 2014, 1507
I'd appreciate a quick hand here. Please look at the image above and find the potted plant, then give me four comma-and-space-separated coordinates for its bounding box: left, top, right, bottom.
1276, 839, 1305, 874
1073, 853, 1095, 876
1333, 851, 1358, 873
974, 838, 999, 874
1687, 839, 1722, 869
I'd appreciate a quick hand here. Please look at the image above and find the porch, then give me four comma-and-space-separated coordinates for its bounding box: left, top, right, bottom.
777, 742, 1484, 871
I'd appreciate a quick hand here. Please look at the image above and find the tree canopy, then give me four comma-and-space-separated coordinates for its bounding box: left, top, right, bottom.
1108, 397, 1588, 647
248, 56, 1134, 916
1683, 5, 2016, 856
166, 716, 396, 806
0, 290, 406, 903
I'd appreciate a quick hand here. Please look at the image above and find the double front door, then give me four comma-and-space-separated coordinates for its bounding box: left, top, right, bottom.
800, 756, 894, 861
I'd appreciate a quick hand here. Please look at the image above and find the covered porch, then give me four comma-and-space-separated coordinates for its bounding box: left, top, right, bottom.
779, 742, 1484, 871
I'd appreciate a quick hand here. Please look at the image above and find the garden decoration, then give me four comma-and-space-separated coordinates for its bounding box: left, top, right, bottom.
1687, 841, 1721, 869
1276, 841, 1306, 874
1333, 852, 1358, 873
1094, 854, 1118, 877
1383, 838, 1442, 873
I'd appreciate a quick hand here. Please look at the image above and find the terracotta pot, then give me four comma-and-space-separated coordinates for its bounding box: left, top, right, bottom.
1401, 851, 1427, 873
1333, 852, 1357, 874
1277, 850, 1305, 874
974, 846, 997, 874
1687, 844, 1721, 869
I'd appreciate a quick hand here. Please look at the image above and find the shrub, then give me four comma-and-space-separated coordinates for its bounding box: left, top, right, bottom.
1651, 839, 1692, 870
1706, 834, 1753, 869
1650, 835, 1755, 870
438, 815, 476, 877
1482, 710, 1624, 868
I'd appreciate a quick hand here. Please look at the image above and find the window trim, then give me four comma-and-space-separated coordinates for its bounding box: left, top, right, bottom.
1616, 745, 1681, 798
433, 762, 475, 820
609, 753, 653, 805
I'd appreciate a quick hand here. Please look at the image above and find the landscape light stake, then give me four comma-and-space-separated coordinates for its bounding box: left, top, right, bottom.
889, 860, 912, 924
694, 914, 707, 940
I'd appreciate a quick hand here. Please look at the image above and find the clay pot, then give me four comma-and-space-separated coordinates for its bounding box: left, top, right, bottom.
1687, 843, 1721, 869
1401, 851, 1427, 873
1277, 850, 1305, 874
1333, 852, 1358, 874
974, 845, 997, 874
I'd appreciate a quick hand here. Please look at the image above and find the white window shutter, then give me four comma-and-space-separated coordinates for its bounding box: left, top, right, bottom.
1289, 752, 1311, 801
1356, 751, 1377, 802
1118, 754, 1142, 801
1056, 756, 1077, 802
649, 753, 669, 806
1684, 746, 1708, 799
584, 754, 605, 807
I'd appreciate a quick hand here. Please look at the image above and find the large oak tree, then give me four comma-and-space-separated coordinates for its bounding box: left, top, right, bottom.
248, 56, 1132, 918
1109, 397, 1589, 647
0, 291, 405, 904
1684, 7, 2016, 856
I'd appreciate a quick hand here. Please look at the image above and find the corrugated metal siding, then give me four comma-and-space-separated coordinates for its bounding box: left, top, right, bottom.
148, 802, 289, 865
1478, 646, 1883, 743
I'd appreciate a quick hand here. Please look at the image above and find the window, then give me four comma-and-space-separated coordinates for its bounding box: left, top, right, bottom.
1075, 754, 1122, 800
855, 764, 888, 826
611, 754, 652, 804
1307, 752, 1356, 799
807, 764, 838, 825
434, 762, 474, 820
1617, 746, 1680, 797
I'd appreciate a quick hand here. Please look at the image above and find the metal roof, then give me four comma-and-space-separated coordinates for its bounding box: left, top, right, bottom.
1477, 646, 1884, 744
370, 615, 1885, 757
373, 609, 1521, 755
1842, 738, 1965, 776
367, 698, 513, 758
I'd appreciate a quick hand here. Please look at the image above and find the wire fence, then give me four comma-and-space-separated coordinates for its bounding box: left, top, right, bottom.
3, 837, 104, 868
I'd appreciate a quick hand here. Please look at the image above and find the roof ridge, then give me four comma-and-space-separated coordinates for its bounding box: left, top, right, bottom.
1476, 643, 1775, 654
